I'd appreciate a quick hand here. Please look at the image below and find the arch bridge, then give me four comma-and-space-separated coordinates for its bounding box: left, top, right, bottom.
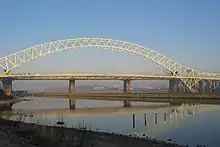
0, 38, 219, 108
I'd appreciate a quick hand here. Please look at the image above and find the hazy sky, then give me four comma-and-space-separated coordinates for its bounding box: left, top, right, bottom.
1, 0, 220, 74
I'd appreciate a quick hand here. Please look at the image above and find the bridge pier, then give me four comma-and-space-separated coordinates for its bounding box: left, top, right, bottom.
2, 78, 13, 96
68, 79, 76, 110
198, 80, 205, 93
204, 81, 212, 93
211, 81, 216, 92
180, 81, 190, 93
215, 81, 220, 92
169, 79, 174, 93
169, 79, 180, 93
169, 78, 191, 93
195, 80, 217, 93
123, 79, 132, 107
177, 79, 182, 92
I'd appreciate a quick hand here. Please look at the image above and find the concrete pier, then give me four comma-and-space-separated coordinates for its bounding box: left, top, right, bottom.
210, 81, 216, 93
169, 79, 180, 93
204, 81, 212, 93
123, 79, 132, 107
169, 79, 174, 93
198, 80, 204, 93
2, 78, 13, 96
68, 79, 76, 110
169, 78, 189, 93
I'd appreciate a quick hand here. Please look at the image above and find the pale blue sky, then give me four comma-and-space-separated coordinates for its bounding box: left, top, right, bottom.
1, 0, 220, 74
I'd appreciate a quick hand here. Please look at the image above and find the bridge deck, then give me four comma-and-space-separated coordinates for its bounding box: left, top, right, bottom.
1, 73, 220, 80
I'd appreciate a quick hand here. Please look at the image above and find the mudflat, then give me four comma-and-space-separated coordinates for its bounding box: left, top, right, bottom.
0, 118, 185, 147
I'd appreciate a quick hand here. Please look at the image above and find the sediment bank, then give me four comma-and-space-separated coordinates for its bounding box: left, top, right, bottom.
0, 118, 186, 147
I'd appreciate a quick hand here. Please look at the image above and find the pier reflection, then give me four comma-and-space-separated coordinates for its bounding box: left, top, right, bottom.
0, 103, 218, 138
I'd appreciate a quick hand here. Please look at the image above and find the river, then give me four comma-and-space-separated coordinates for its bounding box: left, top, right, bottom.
2, 97, 220, 147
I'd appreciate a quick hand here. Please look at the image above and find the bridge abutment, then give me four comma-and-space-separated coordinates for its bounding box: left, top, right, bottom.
123, 79, 132, 107
2, 78, 13, 96
68, 79, 76, 110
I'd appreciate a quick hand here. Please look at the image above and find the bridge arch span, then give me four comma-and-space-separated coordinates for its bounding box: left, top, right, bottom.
0, 38, 201, 89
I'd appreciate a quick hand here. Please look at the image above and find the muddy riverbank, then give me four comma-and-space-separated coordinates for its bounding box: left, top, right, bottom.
0, 118, 186, 147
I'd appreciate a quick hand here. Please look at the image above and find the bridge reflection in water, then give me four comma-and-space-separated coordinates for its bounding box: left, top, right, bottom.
1, 101, 219, 138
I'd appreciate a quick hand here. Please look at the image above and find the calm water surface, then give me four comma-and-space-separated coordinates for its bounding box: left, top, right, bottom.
3, 97, 220, 147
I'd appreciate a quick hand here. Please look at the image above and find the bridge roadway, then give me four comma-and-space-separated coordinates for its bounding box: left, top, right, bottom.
25, 92, 220, 105
2, 73, 220, 80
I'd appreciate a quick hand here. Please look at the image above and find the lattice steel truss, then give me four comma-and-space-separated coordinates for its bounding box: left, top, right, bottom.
0, 38, 219, 90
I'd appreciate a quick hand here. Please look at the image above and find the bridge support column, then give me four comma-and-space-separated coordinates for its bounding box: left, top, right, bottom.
216, 81, 220, 92
169, 79, 180, 93
170, 78, 186, 93
178, 80, 183, 92
123, 79, 132, 107
69, 79, 76, 110
212, 81, 216, 92
176, 79, 181, 92
2, 78, 13, 96
211, 81, 216, 93
198, 80, 205, 93
204, 81, 211, 93
169, 79, 174, 93
180, 81, 190, 93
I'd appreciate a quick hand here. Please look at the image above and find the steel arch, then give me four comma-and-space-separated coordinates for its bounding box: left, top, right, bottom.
0, 38, 209, 89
